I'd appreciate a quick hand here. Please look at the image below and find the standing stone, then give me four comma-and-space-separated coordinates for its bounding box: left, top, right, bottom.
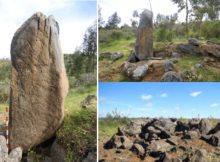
9, 12, 68, 151
135, 9, 153, 60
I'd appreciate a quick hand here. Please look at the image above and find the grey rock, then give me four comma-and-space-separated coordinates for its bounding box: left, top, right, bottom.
177, 44, 202, 55
194, 63, 203, 69
199, 119, 212, 135
175, 121, 190, 132
120, 136, 133, 149
191, 149, 207, 162
161, 71, 182, 82
82, 152, 96, 162
163, 153, 182, 162
166, 136, 179, 146
50, 141, 65, 162
135, 9, 153, 60
8, 147, 22, 162
149, 140, 172, 157
188, 38, 200, 46
164, 60, 175, 72
122, 62, 148, 81
188, 119, 200, 130
100, 52, 124, 61
131, 143, 145, 157
208, 131, 220, 146
128, 53, 139, 63
183, 130, 200, 140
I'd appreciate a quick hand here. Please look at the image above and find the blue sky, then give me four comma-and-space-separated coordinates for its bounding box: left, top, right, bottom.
0, 0, 96, 58
99, 83, 220, 118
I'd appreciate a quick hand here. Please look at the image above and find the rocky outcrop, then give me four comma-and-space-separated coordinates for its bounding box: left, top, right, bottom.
161, 71, 182, 82
10, 12, 68, 151
135, 9, 153, 60
103, 118, 218, 161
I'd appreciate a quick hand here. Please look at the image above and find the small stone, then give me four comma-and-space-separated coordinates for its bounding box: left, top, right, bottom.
161, 71, 182, 82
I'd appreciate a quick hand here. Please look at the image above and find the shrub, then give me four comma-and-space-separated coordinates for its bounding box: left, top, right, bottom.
200, 21, 220, 39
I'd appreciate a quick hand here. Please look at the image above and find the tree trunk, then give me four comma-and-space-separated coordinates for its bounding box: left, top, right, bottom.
185, 0, 189, 37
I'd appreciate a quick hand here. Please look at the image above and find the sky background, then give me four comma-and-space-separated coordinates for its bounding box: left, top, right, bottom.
0, 0, 96, 59
99, 0, 186, 26
99, 83, 220, 118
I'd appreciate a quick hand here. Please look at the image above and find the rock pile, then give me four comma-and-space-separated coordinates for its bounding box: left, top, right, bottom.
103, 118, 220, 161
10, 12, 68, 151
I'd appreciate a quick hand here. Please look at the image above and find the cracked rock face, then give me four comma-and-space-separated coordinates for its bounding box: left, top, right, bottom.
135, 9, 153, 60
9, 12, 68, 151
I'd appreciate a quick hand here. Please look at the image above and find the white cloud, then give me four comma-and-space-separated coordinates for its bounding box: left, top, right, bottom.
141, 94, 152, 100
190, 91, 202, 97
99, 96, 106, 102
146, 103, 153, 109
210, 103, 219, 108
161, 93, 168, 98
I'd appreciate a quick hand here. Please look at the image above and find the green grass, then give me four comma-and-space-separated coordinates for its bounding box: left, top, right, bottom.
99, 118, 130, 140
177, 55, 220, 82
57, 84, 97, 162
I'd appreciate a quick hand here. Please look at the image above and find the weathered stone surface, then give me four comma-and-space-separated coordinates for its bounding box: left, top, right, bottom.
188, 119, 200, 130
10, 12, 68, 151
201, 44, 220, 58
122, 62, 148, 81
135, 9, 153, 60
82, 151, 96, 162
163, 153, 182, 162
199, 119, 212, 135
128, 53, 139, 63
100, 52, 124, 61
8, 147, 22, 162
208, 131, 220, 146
191, 149, 207, 162
183, 130, 200, 140
177, 44, 202, 55
50, 140, 65, 162
188, 38, 200, 46
149, 140, 172, 157
161, 71, 182, 82
131, 143, 145, 157
164, 60, 175, 72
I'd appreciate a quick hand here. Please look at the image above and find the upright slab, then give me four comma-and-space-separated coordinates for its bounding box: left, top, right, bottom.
135, 9, 153, 60
9, 12, 68, 151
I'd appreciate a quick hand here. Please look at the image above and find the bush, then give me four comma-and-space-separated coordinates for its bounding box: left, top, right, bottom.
201, 21, 220, 39
155, 27, 173, 42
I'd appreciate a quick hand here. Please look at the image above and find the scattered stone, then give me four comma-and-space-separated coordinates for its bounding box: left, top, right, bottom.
163, 153, 182, 162
208, 131, 220, 146
194, 63, 203, 69
164, 60, 175, 72
191, 149, 208, 162
209, 122, 220, 134
161, 71, 182, 82
180, 70, 198, 81
166, 136, 179, 146
131, 143, 145, 157
10, 12, 68, 151
199, 119, 212, 135
50, 140, 65, 162
80, 95, 96, 109
100, 52, 124, 61
171, 52, 180, 58
188, 38, 200, 46
201, 44, 220, 58
82, 151, 96, 162
120, 136, 133, 149
177, 43, 201, 55
121, 62, 148, 81
183, 131, 200, 140
188, 119, 200, 130
135, 9, 153, 60
175, 121, 190, 132
128, 53, 139, 63
149, 140, 172, 156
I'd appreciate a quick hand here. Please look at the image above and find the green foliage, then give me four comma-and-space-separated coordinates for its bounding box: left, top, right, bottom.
155, 28, 173, 42
106, 12, 121, 29
200, 21, 220, 39
57, 84, 97, 162
99, 28, 135, 44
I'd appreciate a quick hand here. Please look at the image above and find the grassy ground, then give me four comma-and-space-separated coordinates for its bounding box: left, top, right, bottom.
99, 38, 135, 82
57, 84, 97, 162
